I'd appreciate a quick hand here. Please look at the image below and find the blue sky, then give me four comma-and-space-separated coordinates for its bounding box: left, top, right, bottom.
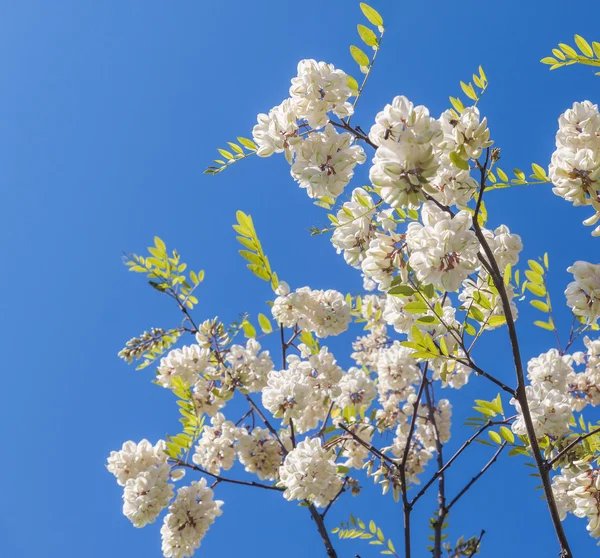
2, 0, 600, 556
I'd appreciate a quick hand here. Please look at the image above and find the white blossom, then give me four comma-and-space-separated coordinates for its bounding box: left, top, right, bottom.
278, 438, 343, 507
157, 345, 212, 389
290, 59, 354, 129
331, 187, 377, 267
252, 99, 300, 161
565, 261, 600, 322
225, 338, 274, 393
160, 478, 223, 558
406, 201, 480, 291
272, 286, 351, 337
192, 413, 238, 474
361, 231, 408, 291
123, 465, 174, 528
291, 124, 365, 200
235, 427, 283, 481
440, 107, 492, 160
107, 439, 169, 487
334, 367, 377, 411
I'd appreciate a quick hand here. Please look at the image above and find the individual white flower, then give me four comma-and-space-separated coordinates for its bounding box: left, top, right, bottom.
192, 413, 238, 474
565, 261, 600, 321
406, 201, 480, 291
331, 187, 377, 267
225, 338, 273, 393
290, 59, 354, 128
272, 286, 351, 337
388, 420, 434, 484
235, 427, 283, 481
291, 124, 365, 200
334, 367, 377, 411
369, 141, 440, 208
252, 98, 300, 161
369, 96, 442, 148
157, 345, 212, 389
107, 439, 169, 487
278, 438, 343, 507
123, 465, 174, 528
440, 107, 492, 160
361, 231, 408, 291
160, 478, 223, 558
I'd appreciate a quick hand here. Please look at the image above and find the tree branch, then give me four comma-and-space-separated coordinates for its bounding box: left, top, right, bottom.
546, 426, 600, 469
308, 502, 338, 558
172, 459, 284, 491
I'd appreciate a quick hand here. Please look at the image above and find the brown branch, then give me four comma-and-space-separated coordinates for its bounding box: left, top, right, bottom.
472, 159, 573, 558
321, 477, 349, 518
467, 530, 486, 557
446, 443, 506, 511
308, 502, 338, 558
172, 459, 283, 491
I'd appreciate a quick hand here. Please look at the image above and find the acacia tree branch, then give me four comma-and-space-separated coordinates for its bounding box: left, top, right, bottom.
446, 443, 506, 511
472, 158, 573, 558
424, 381, 446, 558
322, 477, 349, 518
308, 502, 338, 558
172, 459, 284, 491
467, 530, 486, 557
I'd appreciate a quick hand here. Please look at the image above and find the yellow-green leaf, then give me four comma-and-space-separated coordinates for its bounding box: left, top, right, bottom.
574, 35, 594, 57
357, 24, 378, 47
360, 2, 383, 27
350, 45, 370, 67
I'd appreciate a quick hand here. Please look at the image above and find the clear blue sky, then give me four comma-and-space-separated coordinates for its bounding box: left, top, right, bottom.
2, 0, 600, 556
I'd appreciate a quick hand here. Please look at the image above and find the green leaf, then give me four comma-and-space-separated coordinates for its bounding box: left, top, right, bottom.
525, 270, 544, 285
541, 56, 559, 65
347, 75, 359, 93
258, 313, 273, 333
531, 163, 548, 181
388, 285, 414, 297
574, 34, 594, 57
500, 426, 515, 444
559, 43, 578, 58
350, 45, 370, 67
489, 431, 502, 444
497, 168, 509, 182
449, 151, 469, 170
403, 301, 428, 314
460, 81, 477, 101
487, 315, 507, 327
526, 283, 546, 297
534, 320, 554, 331
530, 300, 549, 312
528, 260, 544, 275
242, 321, 256, 338
237, 137, 257, 151
360, 2, 383, 27
357, 24, 378, 47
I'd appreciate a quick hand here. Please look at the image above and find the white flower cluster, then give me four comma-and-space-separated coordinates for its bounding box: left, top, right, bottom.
291, 124, 366, 199
367, 96, 491, 209
331, 187, 377, 267
262, 346, 342, 433
192, 413, 238, 475
369, 96, 441, 208
549, 101, 600, 235
224, 338, 274, 393
252, 60, 364, 200
361, 231, 408, 291
406, 201, 480, 291
334, 367, 377, 410
236, 427, 283, 481
571, 337, 600, 407
272, 283, 351, 337
157, 345, 212, 389
278, 438, 343, 507
552, 460, 600, 541
160, 478, 223, 558
511, 349, 575, 439
565, 261, 600, 322
106, 440, 174, 528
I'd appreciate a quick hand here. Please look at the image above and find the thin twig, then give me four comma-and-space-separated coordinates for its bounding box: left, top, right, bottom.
547, 426, 600, 469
